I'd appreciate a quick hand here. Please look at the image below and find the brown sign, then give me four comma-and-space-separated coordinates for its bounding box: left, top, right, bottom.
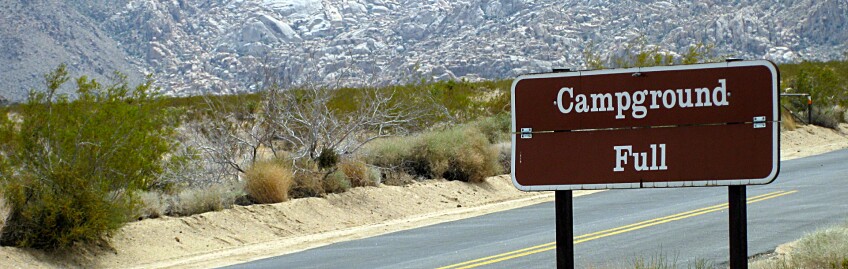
511, 60, 779, 191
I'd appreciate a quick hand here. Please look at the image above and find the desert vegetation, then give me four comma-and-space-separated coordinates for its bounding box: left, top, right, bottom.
780, 60, 848, 128
0, 63, 513, 250
627, 255, 712, 269
751, 221, 848, 269
0, 42, 846, 252
0, 65, 177, 249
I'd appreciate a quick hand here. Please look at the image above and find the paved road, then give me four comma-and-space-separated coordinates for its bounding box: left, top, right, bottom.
224, 149, 848, 269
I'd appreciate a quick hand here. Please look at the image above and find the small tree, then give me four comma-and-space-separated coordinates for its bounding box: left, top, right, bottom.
190, 94, 271, 181
263, 84, 432, 167
0, 65, 176, 249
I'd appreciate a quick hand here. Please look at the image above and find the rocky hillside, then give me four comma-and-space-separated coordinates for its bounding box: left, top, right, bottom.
1, 0, 846, 101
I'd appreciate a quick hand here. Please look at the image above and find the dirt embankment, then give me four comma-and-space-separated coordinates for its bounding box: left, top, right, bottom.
1, 124, 847, 269
780, 124, 848, 160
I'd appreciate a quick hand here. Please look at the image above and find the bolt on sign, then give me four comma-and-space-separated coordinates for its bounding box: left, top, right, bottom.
511, 60, 779, 191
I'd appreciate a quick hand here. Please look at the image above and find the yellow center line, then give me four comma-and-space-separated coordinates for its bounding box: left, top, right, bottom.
437, 190, 797, 269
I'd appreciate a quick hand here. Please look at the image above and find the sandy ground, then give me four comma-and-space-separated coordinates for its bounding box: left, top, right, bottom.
749, 241, 797, 268
1, 124, 847, 268
780, 124, 848, 160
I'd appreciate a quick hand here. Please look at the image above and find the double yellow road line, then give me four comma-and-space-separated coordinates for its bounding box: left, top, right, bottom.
437, 190, 797, 269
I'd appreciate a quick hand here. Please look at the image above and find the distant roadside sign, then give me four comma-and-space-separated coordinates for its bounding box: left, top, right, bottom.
511, 60, 779, 191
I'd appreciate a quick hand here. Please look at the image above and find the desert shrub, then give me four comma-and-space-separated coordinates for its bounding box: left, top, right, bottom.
317, 148, 339, 169
244, 162, 294, 204
339, 158, 376, 187
473, 112, 511, 144
781, 60, 848, 127
323, 171, 352, 194
629, 253, 677, 269
368, 166, 382, 185
495, 142, 512, 174
752, 222, 848, 269
263, 84, 433, 167
0, 65, 177, 250
810, 106, 843, 129
364, 136, 418, 169
365, 125, 500, 183
135, 191, 168, 220
169, 184, 242, 216
426, 80, 481, 122
419, 126, 501, 182
374, 167, 415, 186
622, 252, 712, 269
362, 136, 426, 185
789, 224, 848, 268
290, 171, 325, 199
477, 80, 512, 115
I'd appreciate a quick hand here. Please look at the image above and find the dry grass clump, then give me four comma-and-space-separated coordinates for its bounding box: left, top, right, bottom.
781, 109, 798, 131
290, 171, 325, 199
339, 158, 378, 187
629, 253, 677, 269
286, 162, 369, 198
791, 225, 848, 268
379, 169, 416, 186
590, 251, 712, 269
170, 184, 243, 216
751, 221, 848, 269
135, 191, 168, 220
244, 161, 294, 204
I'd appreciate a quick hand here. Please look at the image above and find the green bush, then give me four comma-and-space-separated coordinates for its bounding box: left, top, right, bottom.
472, 113, 511, 144
323, 170, 351, 194
317, 148, 339, 170
366, 126, 500, 183
0, 65, 177, 249
420, 126, 500, 182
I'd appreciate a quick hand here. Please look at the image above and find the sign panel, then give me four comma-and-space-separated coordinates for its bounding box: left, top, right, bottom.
511, 60, 779, 191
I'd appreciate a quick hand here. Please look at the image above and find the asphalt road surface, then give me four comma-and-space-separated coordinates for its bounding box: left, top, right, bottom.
224, 149, 848, 268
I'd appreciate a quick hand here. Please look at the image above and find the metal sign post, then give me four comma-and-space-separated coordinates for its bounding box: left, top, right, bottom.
729, 185, 748, 269
555, 190, 573, 269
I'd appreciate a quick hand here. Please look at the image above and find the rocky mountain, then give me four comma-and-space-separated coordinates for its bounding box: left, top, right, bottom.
1, 0, 846, 101
0, 0, 140, 101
